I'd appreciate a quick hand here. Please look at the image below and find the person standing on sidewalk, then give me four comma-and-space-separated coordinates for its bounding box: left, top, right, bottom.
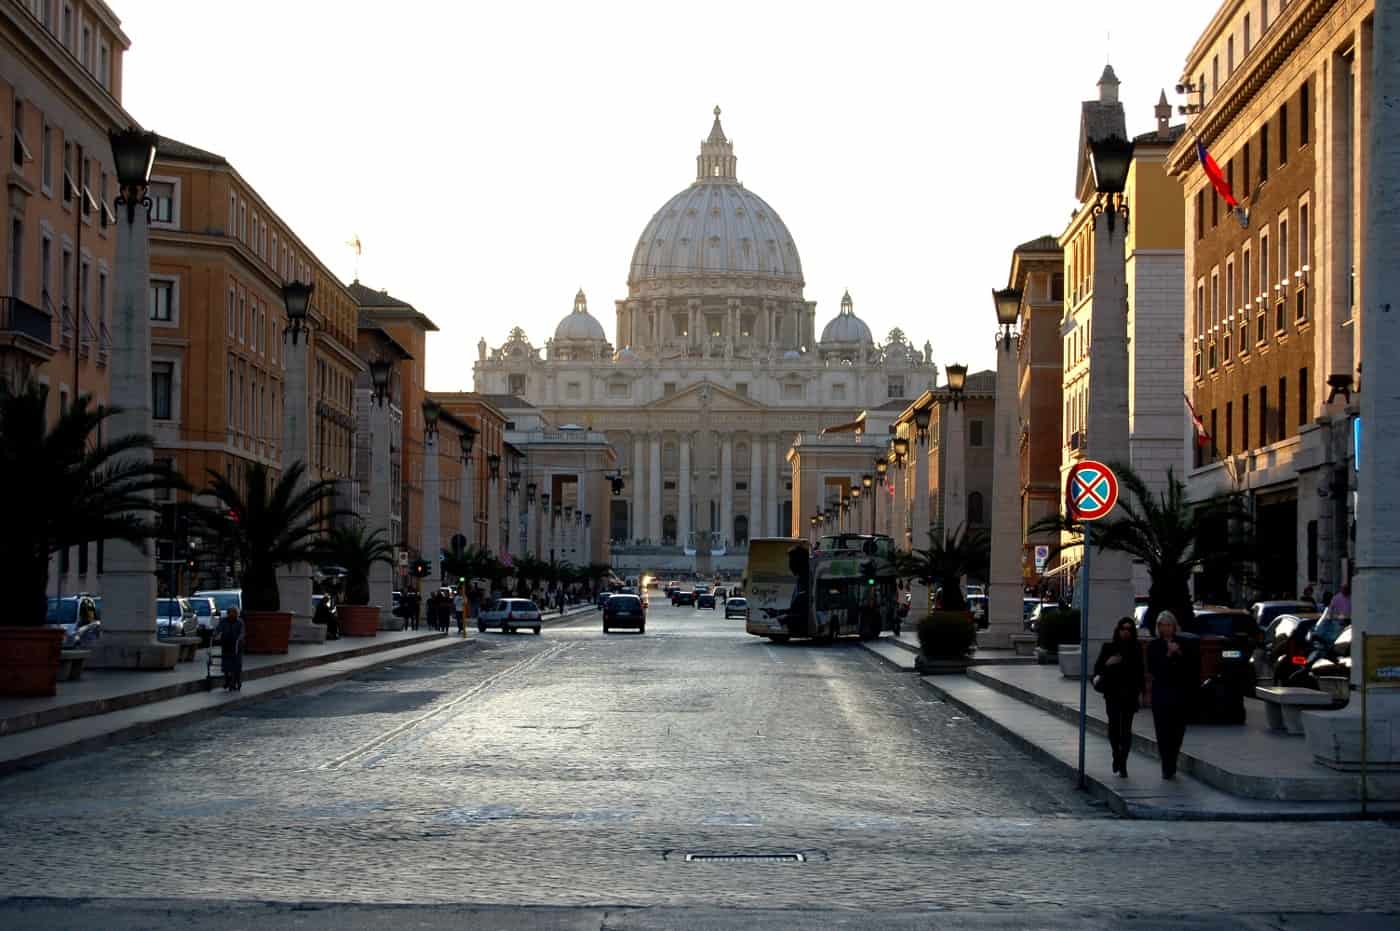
1146, 610, 1193, 780
1094, 617, 1146, 778
453, 590, 465, 631
215, 607, 245, 692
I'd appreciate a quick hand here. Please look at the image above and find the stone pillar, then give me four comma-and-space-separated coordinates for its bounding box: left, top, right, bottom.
578, 471, 590, 566
944, 402, 966, 538
987, 335, 1023, 649
910, 428, 932, 613
720, 436, 734, 548
281, 317, 323, 639
370, 397, 400, 630
461, 451, 474, 550
487, 470, 500, 557
1304, 0, 1400, 767
421, 430, 441, 569
766, 434, 781, 537
748, 435, 763, 545
631, 433, 646, 543
649, 432, 662, 544
678, 436, 692, 549
1081, 207, 1135, 651
89, 192, 176, 669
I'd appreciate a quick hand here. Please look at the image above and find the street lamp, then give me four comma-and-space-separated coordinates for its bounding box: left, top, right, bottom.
459, 424, 477, 463
422, 398, 441, 439
108, 126, 158, 224
913, 405, 932, 444
281, 280, 314, 344
945, 363, 968, 411
368, 357, 393, 407
875, 457, 888, 480
862, 473, 875, 534
992, 287, 1022, 352
527, 482, 537, 505
1088, 134, 1134, 230
487, 452, 501, 481
893, 435, 909, 467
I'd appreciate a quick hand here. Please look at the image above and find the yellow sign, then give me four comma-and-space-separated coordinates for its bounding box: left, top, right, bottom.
1364, 634, 1400, 688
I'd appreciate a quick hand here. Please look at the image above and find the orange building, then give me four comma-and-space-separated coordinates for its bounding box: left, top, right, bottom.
3, 2, 135, 594
434, 393, 510, 556
145, 136, 362, 591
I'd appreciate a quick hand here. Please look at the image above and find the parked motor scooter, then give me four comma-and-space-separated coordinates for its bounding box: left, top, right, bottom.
1284, 618, 1350, 689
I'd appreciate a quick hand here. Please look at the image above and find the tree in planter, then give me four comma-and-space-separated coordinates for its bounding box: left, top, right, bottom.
0, 384, 182, 628
1028, 463, 1254, 633
187, 461, 343, 613
897, 524, 990, 612
318, 523, 395, 606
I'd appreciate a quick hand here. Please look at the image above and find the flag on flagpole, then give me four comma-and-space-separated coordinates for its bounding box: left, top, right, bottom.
1183, 392, 1212, 448
1195, 139, 1238, 209
346, 234, 362, 256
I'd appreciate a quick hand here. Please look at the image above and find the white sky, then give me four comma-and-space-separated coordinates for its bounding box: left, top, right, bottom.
118, 0, 1219, 388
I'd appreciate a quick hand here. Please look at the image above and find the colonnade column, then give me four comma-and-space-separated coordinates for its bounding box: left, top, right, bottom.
579, 472, 590, 566
421, 430, 441, 571
766, 435, 780, 537
649, 432, 662, 545
720, 436, 734, 548
944, 402, 967, 542
678, 437, 692, 550
748, 435, 763, 544
632, 434, 646, 543
987, 332, 1024, 650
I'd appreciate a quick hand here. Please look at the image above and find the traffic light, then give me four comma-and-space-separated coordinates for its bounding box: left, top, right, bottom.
860, 560, 877, 587
410, 559, 431, 579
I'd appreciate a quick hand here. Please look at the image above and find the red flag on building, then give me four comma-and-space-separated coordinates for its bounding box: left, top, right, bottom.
1195, 139, 1238, 209
1184, 393, 1212, 448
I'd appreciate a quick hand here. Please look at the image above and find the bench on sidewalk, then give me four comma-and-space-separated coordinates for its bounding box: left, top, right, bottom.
163, 637, 201, 663
1011, 634, 1037, 657
58, 649, 91, 682
1255, 686, 1332, 735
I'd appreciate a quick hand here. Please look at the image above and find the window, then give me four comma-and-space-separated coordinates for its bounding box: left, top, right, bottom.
1279, 105, 1288, 167
781, 382, 804, 401
98, 41, 110, 89
1299, 367, 1309, 426
832, 383, 847, 401
1259, 124, 1270, 182
1209, 269, 1220, 369
79, 23, 90, 68
1194, 280, 1205, 376
152, 362, 173, 420
735, 382, 748, 398
1261, 0, 1269, 30
1227, 36, 1235, 74
40, 121, 52, 192
1258, 229, 1270, 343
1278, 377, 1287, 439
565, 381, 582, 400
1224, 258, 1235, 359
238, 201, 246, 241
1259, 385, 1269, 447
1242, 393, 1251, 451
149, 280, 174, 321
61, 3, 72, 48
1210, 409, 1218, 459
508, 373, 526, 395
97, 270, 106, 337
1242, 140, 1251, 197
967, 492, 985, 527
150, 181, 174, 224
237, 292, 246, 343
227, 288, 236, 338
1225, 401, 1234, 456
1212, 55, 1219, 94
1196, 189, 1205, 240
887, 376, 905, 399
606, 381, 628, 399
969, 419, 985, 447
1277, 217, 1288, 331
1240, 246, 1252, 354
662, 382, 676, 397
8, 218, 22, 298
1244, 13, 1252, 53
1300, 81, 1311, 145
40, 235, 51, 304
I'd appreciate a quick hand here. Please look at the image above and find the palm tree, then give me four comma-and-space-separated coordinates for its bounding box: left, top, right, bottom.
187, 461, 344, 613
441, 540, 502, 589
897, 524, 990, 613
1029, 463, 1253, 631
317, 523, 395, 605
510, 553, 549, 595
0, 384, 182, 627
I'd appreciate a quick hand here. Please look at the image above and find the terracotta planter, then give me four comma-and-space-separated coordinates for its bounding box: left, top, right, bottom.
338, 604, 380, 637
916, 610, 978, 660
244, 611, 292, 654
0, 626, 64, 697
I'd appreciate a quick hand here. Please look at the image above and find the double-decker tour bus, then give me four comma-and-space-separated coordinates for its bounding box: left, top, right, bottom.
743, 534, 901, 643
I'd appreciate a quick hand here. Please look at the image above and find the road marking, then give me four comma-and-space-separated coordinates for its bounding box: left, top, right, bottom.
320, 641, 570, 770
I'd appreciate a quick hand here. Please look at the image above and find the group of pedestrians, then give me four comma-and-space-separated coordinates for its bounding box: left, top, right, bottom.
1092, 610, 1194, 780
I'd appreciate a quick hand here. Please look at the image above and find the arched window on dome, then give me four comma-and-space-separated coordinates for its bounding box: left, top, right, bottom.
712, 165, 720, 177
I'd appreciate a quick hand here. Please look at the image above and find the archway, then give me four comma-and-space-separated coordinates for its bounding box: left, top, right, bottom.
734, 514, 749, 546
662, 513, 677, 546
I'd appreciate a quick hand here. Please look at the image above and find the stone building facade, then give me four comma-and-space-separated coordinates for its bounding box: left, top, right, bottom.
473, 109, 939, 573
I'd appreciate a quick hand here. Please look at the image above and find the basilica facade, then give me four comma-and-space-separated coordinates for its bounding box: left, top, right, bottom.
474, 109, 938, 562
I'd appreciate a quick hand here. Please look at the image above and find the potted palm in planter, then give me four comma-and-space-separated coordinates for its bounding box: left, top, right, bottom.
188, 461, 341, 654
0, 385, 179, 695
318, 523, 394, 637
898, 524, 990, 673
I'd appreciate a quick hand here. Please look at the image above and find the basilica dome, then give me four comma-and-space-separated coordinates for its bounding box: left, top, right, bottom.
553, 289, 608, 343
820, 291, 873, 346
628, 108, 803, 287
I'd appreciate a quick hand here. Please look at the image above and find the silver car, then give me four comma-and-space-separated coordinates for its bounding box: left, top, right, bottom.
477, 598, 543, 635
156, 597, 198, 639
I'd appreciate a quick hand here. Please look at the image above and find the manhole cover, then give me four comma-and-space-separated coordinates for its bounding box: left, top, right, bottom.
684, 853, 806, 863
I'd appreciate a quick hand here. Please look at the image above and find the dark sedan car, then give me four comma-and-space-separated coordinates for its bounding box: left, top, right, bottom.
603, 594, 645, 633
672, 590, 697, 606
696, 593, 717, 609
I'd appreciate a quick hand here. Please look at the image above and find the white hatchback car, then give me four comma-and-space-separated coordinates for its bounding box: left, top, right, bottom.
477, 598, 543, 635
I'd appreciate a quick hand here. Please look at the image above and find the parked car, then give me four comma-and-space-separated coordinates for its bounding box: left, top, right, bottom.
477, 598, 543, 634
1022, 598, 1043, 628
603, 593, 645, 633
187, 596, 219, 646
696, 593, 717, 609
156, 597, 198, 639
967, 594, 989, 630
193, 589, 242, 621
46, 595, 102, 648
673, 590, 697, 606
724, 596, 749, 620
1250, 600, 1319, 635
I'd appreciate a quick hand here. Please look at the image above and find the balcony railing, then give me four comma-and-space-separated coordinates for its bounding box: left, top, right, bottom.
0, 296, 55, 348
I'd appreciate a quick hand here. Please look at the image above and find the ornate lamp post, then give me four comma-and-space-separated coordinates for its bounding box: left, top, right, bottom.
458, 423, 477, 551
942, 363, 969, 544
91, 128, 177, 668
420, 399, 442, 587
988, 288, 1025, 649
875, 457, 889, 535
861, 472, 875, 534
364, 355, 398, 628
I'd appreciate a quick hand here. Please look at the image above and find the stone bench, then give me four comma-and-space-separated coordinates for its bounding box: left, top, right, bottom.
1255, 685, 1333, 735
1011, 634, 1037, 657
58, 649, 91, 681
162, 637, 201, 663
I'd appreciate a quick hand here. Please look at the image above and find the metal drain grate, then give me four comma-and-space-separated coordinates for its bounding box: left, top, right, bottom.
684, 853, 806, 863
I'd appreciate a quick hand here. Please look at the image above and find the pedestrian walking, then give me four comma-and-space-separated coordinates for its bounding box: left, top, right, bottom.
215, 606, 245, 692
1093, 617, 1146, 778
1146, 610, 1194, 779
315, 595, 339, 640
453, 590, 465, 630
1328, 583, 1351, 622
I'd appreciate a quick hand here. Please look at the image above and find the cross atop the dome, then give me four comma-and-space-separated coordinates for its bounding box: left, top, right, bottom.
698, 106, 737, 182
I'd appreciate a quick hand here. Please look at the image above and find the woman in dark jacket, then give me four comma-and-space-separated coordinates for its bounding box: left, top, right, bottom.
214, 607, 245, 692
1146, 610, 1195, 779
1094, 617, 1146, 777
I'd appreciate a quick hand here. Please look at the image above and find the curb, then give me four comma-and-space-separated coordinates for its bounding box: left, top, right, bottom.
0, 638, 478, 778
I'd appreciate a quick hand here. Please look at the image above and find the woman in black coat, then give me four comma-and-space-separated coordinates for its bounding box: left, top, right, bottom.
1094, 617, 1146, 777
1146, 610, 1195, 779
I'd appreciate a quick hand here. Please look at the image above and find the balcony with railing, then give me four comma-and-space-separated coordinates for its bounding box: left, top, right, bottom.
0, 295, 56, 392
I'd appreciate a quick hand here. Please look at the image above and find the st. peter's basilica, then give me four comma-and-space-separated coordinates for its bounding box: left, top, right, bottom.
474, 108, 938, 555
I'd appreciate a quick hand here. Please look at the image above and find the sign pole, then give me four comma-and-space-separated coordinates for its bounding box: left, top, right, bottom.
1078, 522, 1091, 789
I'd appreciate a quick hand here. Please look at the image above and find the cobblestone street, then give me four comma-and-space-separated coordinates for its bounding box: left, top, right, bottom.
2, 603, 1399, 927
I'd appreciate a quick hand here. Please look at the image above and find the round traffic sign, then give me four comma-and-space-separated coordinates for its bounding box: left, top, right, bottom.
1067, 460, 1119, 522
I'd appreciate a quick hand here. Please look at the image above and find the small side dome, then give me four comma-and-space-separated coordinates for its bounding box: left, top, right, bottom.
819, 290, 874, 346
553, 288, 608, 343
